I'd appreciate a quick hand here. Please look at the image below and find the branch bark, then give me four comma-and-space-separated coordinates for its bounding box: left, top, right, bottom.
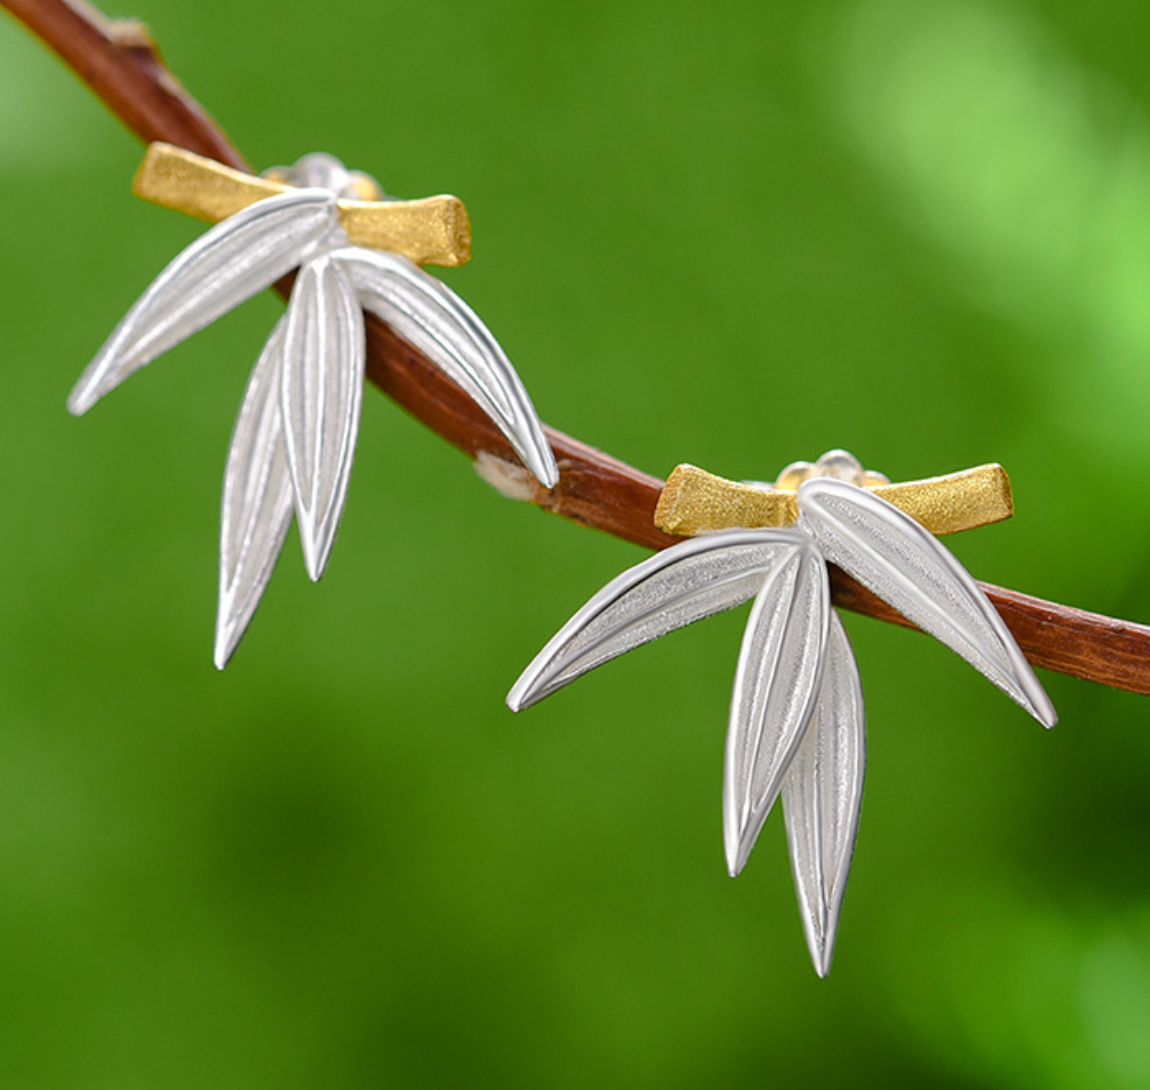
6, 0, 1150, 695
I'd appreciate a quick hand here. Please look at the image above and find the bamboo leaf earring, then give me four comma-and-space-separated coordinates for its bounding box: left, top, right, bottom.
509, 451, 1055, 975
69, 144, 559, 666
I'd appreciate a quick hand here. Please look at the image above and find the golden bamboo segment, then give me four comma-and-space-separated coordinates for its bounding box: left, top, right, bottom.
655, 463, 1013, 537
132, 143, 471, 267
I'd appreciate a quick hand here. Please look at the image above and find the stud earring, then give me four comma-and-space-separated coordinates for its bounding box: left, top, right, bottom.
68, 143, 559, 666
508, 450, 1055, 976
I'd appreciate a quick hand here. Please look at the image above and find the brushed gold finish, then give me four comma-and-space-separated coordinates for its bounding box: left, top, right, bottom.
337, 196, 471, 267
133, 143, 471, 267
656, 463, 1013, 537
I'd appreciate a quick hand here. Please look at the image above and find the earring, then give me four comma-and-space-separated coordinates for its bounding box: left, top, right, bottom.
508, 450, 1055, 976
68, 143, 558, 666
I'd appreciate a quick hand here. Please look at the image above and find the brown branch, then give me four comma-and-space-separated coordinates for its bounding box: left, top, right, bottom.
7, 0, 1150, 696
3, 0, 246, 168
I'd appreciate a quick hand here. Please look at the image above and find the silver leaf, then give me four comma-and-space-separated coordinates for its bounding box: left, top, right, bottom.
335, 246, 559, 489
508, 529, 807, 711
214, 318, 294, 669
724, 541, 829, 878
782, 611, 866, 977
796, 477, 1056, 727
279, 253, 365, 581
69, 188, 341, 415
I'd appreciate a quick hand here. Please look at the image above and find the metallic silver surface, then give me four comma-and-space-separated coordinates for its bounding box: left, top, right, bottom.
510, 469, 1056, 975
782, 611, 865, 978
264, 151, 383, 202
279, 254, 365, 581
67, 188, 340, 415
338, 246, 558, 489
215, 319, 294, 669
507, 529, 804, 710
69, 154, 560, 663
796, 477, 1057, 728
724, 542, 829, 878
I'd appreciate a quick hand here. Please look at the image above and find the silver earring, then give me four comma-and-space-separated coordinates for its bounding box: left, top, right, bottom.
69, 144, 558, 667
508, 450, 1055, 976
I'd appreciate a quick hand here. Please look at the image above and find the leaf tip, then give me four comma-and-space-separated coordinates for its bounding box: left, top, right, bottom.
727, 836, 756, 878
295, 513, 335, 583
1014, 658, 1058, 728
66, 376, 99, 416
304, 546, 328, 583
723, 804, 757, 877
213, 616, 238, 671
530, 448, 560, 490
506, 670, 541, 713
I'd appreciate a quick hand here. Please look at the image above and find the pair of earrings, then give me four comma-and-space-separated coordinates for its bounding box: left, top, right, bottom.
72, 144, 1057, 976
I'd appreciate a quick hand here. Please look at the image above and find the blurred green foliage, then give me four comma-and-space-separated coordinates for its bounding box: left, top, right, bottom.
1, 0, 1150, 1086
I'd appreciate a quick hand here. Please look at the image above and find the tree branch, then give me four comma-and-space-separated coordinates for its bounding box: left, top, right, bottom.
6, 0, 1150, 696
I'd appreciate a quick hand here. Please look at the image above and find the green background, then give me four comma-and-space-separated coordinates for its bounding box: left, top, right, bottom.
2, 0, 1150, 1086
